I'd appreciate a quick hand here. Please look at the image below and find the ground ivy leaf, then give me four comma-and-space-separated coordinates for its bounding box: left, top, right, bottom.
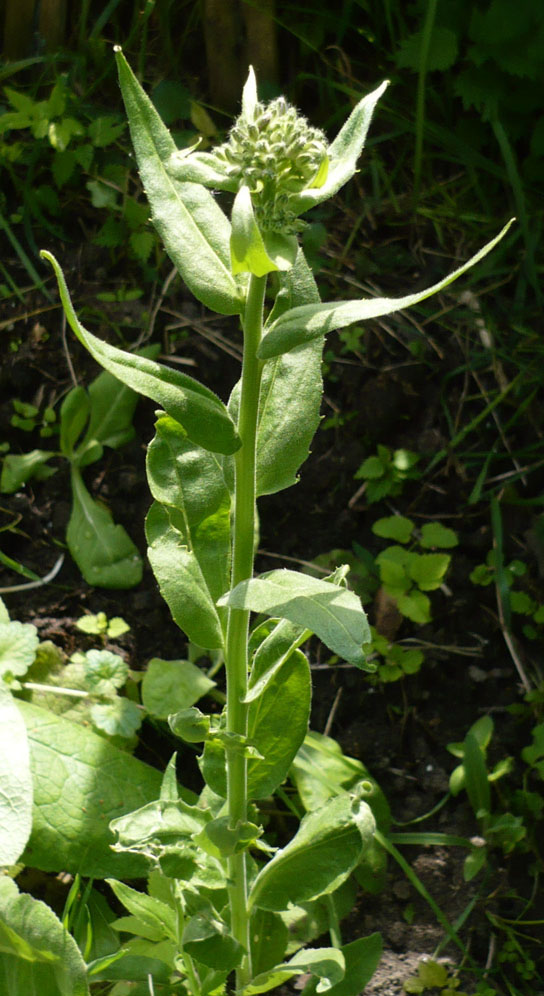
0, 619, 39, 680
84, 649, 129, 694
90, 698, 143, 738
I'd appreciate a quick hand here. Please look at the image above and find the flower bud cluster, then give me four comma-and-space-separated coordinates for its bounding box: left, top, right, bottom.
216, 96, 328, 233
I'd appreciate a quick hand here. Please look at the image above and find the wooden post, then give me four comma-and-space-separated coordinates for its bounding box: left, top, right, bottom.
2, 0, 36, 58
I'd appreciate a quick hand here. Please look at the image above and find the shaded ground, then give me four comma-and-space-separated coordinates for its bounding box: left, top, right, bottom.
1, 233, 542, 995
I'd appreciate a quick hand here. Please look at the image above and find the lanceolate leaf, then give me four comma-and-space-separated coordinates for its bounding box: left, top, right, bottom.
249, 793, 375, 911
219, 569, 371, 668
147, 414, 230, 529
246, 648, 311, 799
68, 467, 142, 589
115, 48, 242, 316
258, 219, 515, 359
41, 251, 240, 456
146, 501, 226, 650
290, 80, 389, 215
255, 250, 324, 495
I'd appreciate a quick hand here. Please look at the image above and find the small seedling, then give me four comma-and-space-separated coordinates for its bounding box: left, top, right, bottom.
75, 611, 130, 642
355, 445, 421, 503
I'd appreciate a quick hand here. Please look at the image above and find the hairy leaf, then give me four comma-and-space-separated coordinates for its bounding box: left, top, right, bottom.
115, 48, 242, 315
219, 569, 371, 668
258, 220, 515, 359
41, 251, 240, 456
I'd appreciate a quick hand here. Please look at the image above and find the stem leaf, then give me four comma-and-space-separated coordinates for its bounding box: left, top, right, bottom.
115, 48, 242, 316
146, 501, 226, 650
249, 793, 375, 911
41, 251, 240, 456
290, 80, 389, 215
219, 569, 371, 668
242, 946, 345, 995
258, 220, 515, 359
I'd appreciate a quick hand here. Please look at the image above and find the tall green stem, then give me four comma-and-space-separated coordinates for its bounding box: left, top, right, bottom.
225, 272, 267, 990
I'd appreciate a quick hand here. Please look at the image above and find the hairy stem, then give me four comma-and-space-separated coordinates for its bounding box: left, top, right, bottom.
225, 272, 267, 990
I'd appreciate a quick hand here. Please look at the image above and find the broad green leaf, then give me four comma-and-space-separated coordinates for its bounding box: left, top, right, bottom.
0, 687, 32, 864
0, 619, 39, 679
245, 617, 310, 703
68, 468, 142, 588
142, 658, 215, 719
290, 80, 389, 215
0, 877, 89, 996
280, 879, 357, 951
87, 935, 174, 984
115, 49, 242, 316
0, 449, 56, 493
419, 522, 459, 548
18, 699, 163, 878
243, 947, 345, 995
200, 645, 309, 799
41, 251, 240, 456
80, 365, 151, 451
258, 220, 515, 359
219, 568, 371, 668
249, 793, 375, 911
324, 935, 383, 996
146, 502, 226, 650
147, 414, 230, 525
230, 185, 280, 276
372, 515, 414, 543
